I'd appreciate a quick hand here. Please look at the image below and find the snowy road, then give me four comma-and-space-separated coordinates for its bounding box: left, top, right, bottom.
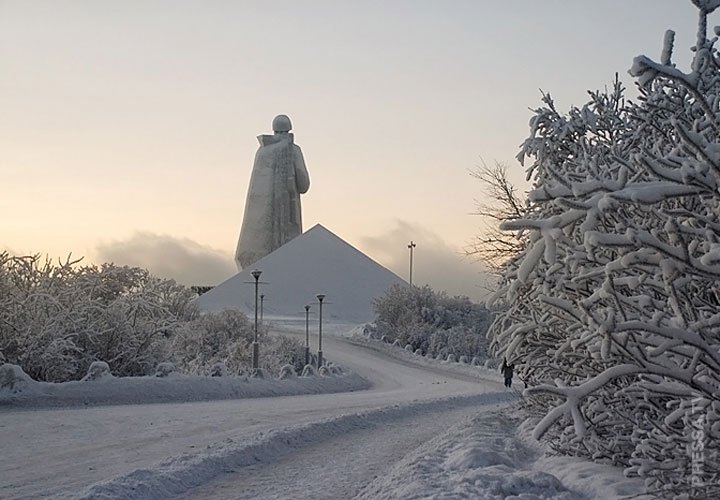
0, 326, 508, 499
181, 404, 487, 500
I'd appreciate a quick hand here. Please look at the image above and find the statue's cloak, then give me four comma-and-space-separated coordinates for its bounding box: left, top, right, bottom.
235, 133, 310, 269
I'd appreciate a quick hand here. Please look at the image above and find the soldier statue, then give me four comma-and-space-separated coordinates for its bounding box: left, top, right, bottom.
235, 115, 310, 269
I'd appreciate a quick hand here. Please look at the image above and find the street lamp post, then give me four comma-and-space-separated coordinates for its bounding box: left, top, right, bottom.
316, 294, 325, 367
408, 241, 416, 286
304, 305, 311, 366
260, 294, 265, 324
251, 270, 262, 370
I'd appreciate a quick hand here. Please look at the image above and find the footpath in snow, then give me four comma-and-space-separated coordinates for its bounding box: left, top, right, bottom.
357, 405, 648, 500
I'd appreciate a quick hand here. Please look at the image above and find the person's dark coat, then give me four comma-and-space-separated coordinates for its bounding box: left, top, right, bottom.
501, 359, 515, 387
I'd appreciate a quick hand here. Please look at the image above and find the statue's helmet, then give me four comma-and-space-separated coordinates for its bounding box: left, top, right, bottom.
272, 114, 292, 133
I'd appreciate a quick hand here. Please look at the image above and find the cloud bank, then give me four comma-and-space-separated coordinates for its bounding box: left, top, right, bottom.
91, 224, 495, 302
95, 233, 236, 286
359, 221, 495, 302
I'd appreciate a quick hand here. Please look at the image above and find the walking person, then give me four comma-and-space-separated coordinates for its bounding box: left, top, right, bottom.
501, 358, 515, 388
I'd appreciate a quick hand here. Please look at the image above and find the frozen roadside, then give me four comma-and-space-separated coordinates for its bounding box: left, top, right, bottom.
356, 406, 649, 500
0, 365, 369, 409
343, 334, 648, 499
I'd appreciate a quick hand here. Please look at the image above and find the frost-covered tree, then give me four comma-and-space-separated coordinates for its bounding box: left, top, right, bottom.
171, 310, 306, 376
0, 253, 196, 381
0, 252, 305, 381
488, 2, 720, 497
171, 310, 256, 376
371, 284, 492, 359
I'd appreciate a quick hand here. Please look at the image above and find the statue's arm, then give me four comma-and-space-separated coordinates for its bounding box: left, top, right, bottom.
293, 146, 310, 194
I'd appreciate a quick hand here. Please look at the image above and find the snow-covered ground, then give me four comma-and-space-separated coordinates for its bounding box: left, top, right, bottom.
356, 407, 648, 500
0, 321, 646, 499
1, 365, 368, 409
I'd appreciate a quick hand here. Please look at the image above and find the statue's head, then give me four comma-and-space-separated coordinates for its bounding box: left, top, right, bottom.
272, 114, 292, 133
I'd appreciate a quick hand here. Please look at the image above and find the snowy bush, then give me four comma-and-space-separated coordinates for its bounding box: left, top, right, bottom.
173, 309, 304, 376
458, 355, 469, 364
208, 362, 226, 377
278, 364, 296, 379
249, 368, 265, 379
154, 362, 176, 378
301, 364, 316, 377
0, 363, 35, 394
318, 365, 331, 377
81, 361, 112, 381
446, 354, 457, 363
0, 254, 194, 381
261, 335, 307, 374
370, 284, 492, 360
488, 3, 720, 497
414, 348, 423, 356
170, 310, 301, 377
171, 309, 265, 376
0, 253, 307, 382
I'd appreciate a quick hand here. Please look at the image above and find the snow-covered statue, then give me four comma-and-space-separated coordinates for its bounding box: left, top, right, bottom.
235, 115, 310, 269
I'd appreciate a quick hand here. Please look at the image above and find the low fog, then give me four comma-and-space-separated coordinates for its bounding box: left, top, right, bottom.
91, 223, 494, 302
360, 221, 495, 302
95, 233, 236, 287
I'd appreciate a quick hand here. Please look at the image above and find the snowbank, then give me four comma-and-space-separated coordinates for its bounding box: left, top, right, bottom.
0, 366, 369, 409
0, 363, 37, 394
357, 405, 649, 500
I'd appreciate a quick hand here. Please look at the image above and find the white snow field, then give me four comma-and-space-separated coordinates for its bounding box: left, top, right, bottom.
0, 323, 645, 499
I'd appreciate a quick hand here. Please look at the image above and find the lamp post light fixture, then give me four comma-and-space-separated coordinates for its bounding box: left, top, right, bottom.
260, 294, 265, 324
251, 270, 262, 370
316, 294, 326, 368
408, 241, 416, 286
304, 305, 311, 366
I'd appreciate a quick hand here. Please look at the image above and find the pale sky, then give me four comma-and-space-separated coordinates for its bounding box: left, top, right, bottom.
1, 1, 714, 300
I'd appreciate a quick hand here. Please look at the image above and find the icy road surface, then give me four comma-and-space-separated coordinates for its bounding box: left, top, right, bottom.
0, 327, 506, 499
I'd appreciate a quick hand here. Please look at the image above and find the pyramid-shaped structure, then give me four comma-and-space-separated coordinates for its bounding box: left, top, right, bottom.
195, 224, 407, 323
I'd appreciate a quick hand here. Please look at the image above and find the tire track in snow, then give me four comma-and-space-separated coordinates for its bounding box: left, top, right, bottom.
73, 392, 515, 500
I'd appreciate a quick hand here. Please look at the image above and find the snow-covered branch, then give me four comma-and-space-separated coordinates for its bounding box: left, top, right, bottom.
486, 4, 720, 495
